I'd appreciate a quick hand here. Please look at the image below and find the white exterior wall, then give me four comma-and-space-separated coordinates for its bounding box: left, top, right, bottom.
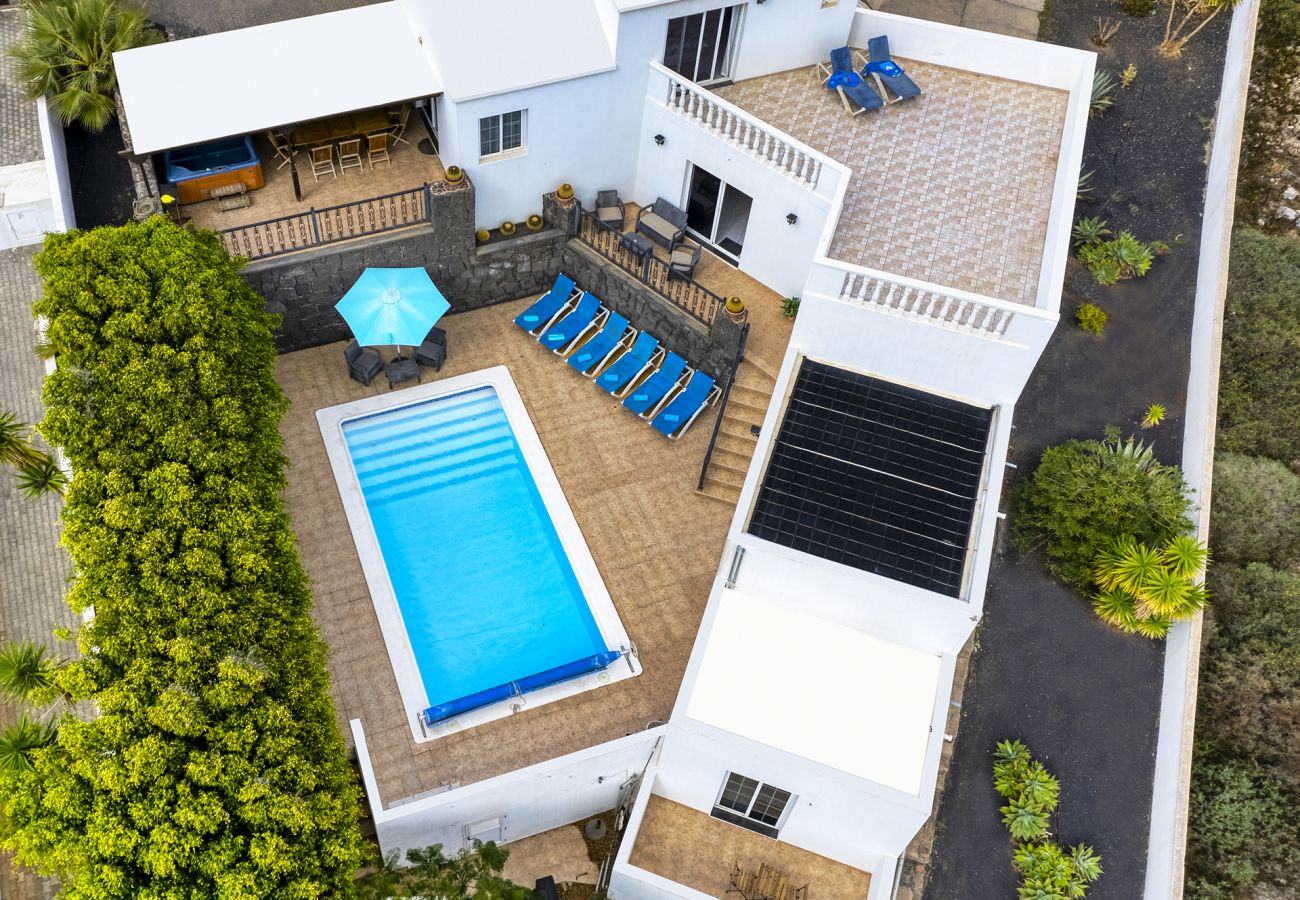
35, 96, 74, 232
354, 719, 664, 859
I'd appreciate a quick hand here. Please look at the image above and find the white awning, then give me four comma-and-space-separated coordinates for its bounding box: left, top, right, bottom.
685, 590, 944, 796
114, 2, 442, 155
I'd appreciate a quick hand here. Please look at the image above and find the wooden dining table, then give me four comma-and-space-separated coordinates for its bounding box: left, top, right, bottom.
291, 108, 394, 147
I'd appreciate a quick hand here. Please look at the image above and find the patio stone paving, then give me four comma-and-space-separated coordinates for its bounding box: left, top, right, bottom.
627, 794, 872, 898
716, 58, 1067, 307
278, 296, 744, 807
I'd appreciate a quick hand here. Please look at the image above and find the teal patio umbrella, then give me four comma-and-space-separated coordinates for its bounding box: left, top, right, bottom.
335, 267, 450, 356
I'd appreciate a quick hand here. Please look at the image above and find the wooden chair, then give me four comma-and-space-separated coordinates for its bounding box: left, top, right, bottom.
367, 131, 392, 168
267, 130, 295, 170
389, 104, 412, 145
337, 138, 364, 174
309, 144, 336, 182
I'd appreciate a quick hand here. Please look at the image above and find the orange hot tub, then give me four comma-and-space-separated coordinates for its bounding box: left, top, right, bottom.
163, 136, 265, 204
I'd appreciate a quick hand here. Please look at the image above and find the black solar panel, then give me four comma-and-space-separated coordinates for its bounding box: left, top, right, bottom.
747, 360, 993, 597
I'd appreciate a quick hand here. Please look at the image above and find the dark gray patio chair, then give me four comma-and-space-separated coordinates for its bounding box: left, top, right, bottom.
636, 197, 687, 248
669, 241, 701, 278
344, 340, 383, 386
595, 190, 625, 229
415, 325, 447, 371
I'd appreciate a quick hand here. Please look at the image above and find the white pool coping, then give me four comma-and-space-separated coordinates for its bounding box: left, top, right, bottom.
316, 365, 641, 743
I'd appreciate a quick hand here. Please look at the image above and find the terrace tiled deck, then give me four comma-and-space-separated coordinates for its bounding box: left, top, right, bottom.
715, 58, 1068, 306
628, 795, 873, 898
278, 296, 744, 807
182, 128, 444, 233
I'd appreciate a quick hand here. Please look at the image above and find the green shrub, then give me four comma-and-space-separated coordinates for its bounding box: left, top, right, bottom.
1205, 561, 1300, 651
992, 740, 1103, 899
1210, 452, 1300, 567
1075, 302, 1108, 336
1186, 755, 1300, 898
358, 841, 529, 899
1013, 428, 1195, 589
1092, 535, 1209, 638
1217, 230, 1300, 462
0, 219, 364, 897
1076, 230, 1157, 285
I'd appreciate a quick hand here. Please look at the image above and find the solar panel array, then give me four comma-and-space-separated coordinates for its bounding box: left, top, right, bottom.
747, 360, 993, 597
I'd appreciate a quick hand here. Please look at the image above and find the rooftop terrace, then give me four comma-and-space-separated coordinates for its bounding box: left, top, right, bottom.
715, 58, 1068, 307
279, 296, 747, 806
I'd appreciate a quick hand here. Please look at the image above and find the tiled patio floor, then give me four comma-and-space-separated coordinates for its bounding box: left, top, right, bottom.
628, 795, 873, 898
716, 58, 1067, 307
184, 125, 444, 233
278, 297, 741, 807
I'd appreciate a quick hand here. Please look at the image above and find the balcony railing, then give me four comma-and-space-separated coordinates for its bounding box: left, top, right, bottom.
653, 62, 825, 192
575, 208, 724, 326
219, 184, 431, 261
837, 270, 1017, 339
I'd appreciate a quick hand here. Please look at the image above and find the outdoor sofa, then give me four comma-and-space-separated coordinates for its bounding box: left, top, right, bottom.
636, 198, 688, 248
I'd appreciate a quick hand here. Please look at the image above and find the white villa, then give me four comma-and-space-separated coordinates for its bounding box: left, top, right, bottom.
114, 2, 1093, 898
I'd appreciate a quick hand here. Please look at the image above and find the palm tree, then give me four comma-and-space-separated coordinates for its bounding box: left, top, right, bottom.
0, 714, 57, 776
0, 407, 65, 498
0, 641, 63, 705
8, 0, 163, 132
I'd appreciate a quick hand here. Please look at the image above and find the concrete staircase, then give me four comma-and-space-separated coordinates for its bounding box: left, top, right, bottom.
697, 357, 779, 507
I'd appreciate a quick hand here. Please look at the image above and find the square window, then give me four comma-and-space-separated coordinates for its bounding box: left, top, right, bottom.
718, 773, 758, 813
750, 784, 792, 825
479, 110, 526, 160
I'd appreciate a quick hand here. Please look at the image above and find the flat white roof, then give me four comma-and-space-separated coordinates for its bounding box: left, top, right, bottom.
685, 590, 943, 795
114, 3, 442, 155
418, 0, 615, 101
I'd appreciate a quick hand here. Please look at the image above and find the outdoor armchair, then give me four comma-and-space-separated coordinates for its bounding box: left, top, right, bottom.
415, 325, 447, 371
669, 241, 701, 278
344, 340, 383, 386
636, 198, 687, 248
595, 190, 625, 229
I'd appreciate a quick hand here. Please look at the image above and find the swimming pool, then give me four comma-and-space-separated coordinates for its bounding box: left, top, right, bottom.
318, 368, 639, 740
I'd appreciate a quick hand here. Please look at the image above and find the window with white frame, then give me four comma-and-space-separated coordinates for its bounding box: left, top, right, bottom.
479, 109, 526, 160
710, 772, 795, 837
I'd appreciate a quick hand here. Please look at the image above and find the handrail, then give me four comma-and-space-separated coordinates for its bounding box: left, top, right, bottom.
649, 61, 841, 195
219, 183, 432, 261
696, 321, 751, 493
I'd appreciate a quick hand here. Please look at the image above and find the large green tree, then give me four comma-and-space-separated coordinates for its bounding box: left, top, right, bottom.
0, 219, 364, 898
7, 0, 162, 131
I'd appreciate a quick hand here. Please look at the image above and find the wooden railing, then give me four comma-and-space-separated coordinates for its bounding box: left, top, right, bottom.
219, 184, 431, 261
837, 270, 1017, 338
653, 62, 825, 191
575, 208, 725, 326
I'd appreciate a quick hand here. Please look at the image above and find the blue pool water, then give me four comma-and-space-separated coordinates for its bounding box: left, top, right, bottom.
342, 386, 608, 711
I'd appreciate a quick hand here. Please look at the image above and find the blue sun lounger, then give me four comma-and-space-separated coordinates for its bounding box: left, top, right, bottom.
515, 274, 580, 336
652, 371, 721, 439
542, 292, 606, 356
567, 312, 633, 377
596, 331, 660, 398
822, 46, 882, 115
864, 36, 921, 103
623, 352, 690, 420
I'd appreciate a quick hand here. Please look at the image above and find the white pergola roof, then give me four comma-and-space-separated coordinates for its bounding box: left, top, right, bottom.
114, 3, 442, 155
685, 590, 943, 796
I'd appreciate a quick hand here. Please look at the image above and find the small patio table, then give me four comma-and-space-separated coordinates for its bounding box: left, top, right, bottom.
385, 356, 420, 388
622, 231, 653, 260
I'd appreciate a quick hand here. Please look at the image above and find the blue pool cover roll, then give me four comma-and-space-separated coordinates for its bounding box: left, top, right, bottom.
423, 649, 623, 726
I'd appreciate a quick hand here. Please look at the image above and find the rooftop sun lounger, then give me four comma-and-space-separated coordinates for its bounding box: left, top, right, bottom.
542, 292, 607, 356
862, 36, 921, 103
514, 273, 580, 336
596, 331, 661, 398
623, 352, 690, 420
652, 371, 721, 439
567, 312, 634, 377
818, 46, 882, 116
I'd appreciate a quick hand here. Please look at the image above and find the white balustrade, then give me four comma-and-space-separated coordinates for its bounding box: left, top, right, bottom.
837, 271, 1016, 339
662, 71, 823, 191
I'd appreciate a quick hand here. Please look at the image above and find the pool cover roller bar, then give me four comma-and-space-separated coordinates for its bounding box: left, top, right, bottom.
423, 649, 623, 725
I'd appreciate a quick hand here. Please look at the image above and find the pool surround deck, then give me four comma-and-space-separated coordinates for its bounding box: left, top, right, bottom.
279, 296, 739, 807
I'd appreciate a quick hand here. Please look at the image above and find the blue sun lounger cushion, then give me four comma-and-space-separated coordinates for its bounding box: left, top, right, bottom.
865, 36, 921, 102
652, 371, 718, 439
541, 292, 603, 354
567, 312, 631, 376
597, 331, 659, 395
623, 352, 688, 419
514, 274, 577, 335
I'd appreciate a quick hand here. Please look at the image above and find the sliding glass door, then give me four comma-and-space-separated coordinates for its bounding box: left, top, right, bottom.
686, 164, 752, 263
664, 5, 741, 85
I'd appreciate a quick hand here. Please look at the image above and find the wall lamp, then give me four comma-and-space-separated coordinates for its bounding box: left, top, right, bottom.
786, 213, 798, 225
654, 133, 666, 146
